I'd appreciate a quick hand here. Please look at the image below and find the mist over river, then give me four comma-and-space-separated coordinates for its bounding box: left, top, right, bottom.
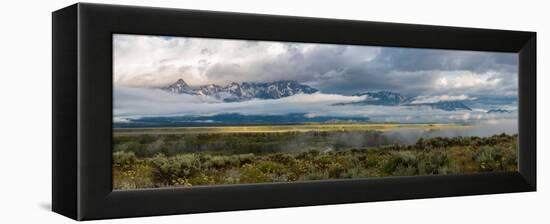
382, 119, 517, 145
113, 119, 518, 153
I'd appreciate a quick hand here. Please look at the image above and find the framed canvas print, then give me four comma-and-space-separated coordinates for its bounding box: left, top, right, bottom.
52, 3, 536, 220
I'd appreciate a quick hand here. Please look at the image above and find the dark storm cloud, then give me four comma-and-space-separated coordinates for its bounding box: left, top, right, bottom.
302, 46, 517, 95
304, 47, 517, 96
204, 43, 365, 85
373, 48, 517, 73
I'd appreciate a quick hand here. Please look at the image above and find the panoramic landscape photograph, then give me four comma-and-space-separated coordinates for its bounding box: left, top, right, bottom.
112, 34, 519, 190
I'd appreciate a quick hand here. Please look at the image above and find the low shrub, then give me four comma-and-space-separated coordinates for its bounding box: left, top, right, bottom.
418, 152, 449, 175
112, 151, 137, 170
148, 153, 201, 185
204, 155, 235, 169
239, 164, 270, 183
475, 146, 504, 171
327, 163, 346, 178
383, 151, 418, 175
256, 160, 286, 175
268, 153, 295, 165
303, 171, 329, 180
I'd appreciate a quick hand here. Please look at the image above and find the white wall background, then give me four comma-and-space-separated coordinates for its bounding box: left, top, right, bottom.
0, 0, 546, 223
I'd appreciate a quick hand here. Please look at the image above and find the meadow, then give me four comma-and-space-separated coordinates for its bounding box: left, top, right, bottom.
112, 124, 517, 190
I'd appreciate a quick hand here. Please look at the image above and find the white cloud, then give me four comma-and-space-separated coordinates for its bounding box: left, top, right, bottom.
410, 94, 476, 104
113, 34, 380, 88
434, 71, 502, 90
114, 87, 366, 117
114, 87, 517, 124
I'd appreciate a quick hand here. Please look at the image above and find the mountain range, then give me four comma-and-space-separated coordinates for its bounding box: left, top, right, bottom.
338, 91, 472, 111
162, 79, 318, 102
487, 108, 511, 113
162, 79, 473, 111
350, 91, 414, 105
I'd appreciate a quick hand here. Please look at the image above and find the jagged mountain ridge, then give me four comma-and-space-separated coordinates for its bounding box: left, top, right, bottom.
341, 91, 472, 111
161, 79, 472, 111
164, 78, 195, 94
352, 91, 414, 106
422, 101, 472, 111
487, 108, 510, 113
162, 79, 318, 102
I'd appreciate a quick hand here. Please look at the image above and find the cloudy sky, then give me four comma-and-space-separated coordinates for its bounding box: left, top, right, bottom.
113, 33, 518, 128
114, 34, 518, 97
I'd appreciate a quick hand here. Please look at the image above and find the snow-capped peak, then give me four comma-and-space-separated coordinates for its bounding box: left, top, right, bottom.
161, 79, 318, 102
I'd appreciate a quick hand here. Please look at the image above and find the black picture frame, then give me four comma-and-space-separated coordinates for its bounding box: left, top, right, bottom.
52, 3, 536, 221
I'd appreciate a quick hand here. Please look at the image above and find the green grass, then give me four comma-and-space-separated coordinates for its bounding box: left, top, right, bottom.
113, 132, 518, 190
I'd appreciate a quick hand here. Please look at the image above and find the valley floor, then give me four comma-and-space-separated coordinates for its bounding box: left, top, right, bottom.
112, 125, 517, 190
113, 123, 469, 135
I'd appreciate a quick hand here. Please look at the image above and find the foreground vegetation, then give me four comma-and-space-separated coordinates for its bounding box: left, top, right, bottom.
113, 130, 518, 190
